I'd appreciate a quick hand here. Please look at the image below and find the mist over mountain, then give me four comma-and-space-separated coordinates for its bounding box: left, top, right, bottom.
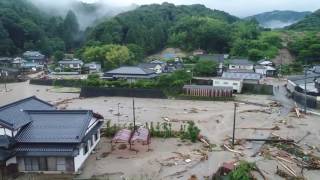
28, 0, 138, 30
245, 10, 311, 29
288, 9, 320, 30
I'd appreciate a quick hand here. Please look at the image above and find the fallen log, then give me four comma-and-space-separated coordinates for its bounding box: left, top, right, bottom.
278, 160, 297, 177
245, 139, 294, 143
238, 126, 280, 130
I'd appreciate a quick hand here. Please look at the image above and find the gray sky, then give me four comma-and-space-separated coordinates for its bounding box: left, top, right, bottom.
83, 0, 320, 17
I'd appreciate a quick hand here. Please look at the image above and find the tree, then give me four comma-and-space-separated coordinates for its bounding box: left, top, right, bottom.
63, 10, 79, 50
248, 49, 263, 61
193, 60, 218, 76
53, 51, 64, 63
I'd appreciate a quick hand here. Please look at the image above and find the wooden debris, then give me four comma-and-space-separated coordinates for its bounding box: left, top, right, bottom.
240, 109, 272, 114
238, 126, 280, 131
278, 160, 297, 177
297, 131, 311, 144
223, 144, 244, 156
294, 103, 301, 118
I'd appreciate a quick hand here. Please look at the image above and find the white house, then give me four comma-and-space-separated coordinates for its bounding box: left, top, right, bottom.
255, 65, 277, 77
212, 77, 243, 93
58, 59, 84, 71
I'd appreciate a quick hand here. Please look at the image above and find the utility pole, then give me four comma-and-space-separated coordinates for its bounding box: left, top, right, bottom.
303, 58, 309, 114
304, 63, 307, 114
232, 103, 238, 148
132, 98, 136, 131
117, 103, 120, 123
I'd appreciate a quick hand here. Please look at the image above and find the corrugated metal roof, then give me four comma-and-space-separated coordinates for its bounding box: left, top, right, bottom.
15, 110, 93, 143
222, 72, 261, 80
0, 96, 55, 130
183, 85, 233, 90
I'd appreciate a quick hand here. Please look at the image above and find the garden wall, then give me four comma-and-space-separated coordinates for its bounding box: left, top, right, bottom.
242, 83, 274, 95
292, 90, 319, 109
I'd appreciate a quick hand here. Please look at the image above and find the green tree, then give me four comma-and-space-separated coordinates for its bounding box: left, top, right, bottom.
53, 51, 64, 63
193, 60, 218, 76
63, 10, 79, 50
248, 49, 264, 61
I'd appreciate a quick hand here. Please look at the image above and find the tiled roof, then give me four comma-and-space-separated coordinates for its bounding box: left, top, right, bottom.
15, 110, 93, 143
0, 96, 55, 130
229, 59, 253, 65
59, 60, 83, 64
105, 66, 155, 75
222, 72, 261, 80
15, 144, 77, 157
138, 63, 160, 69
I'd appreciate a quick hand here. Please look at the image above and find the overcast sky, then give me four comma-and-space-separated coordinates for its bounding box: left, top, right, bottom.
83, 0, 320, 17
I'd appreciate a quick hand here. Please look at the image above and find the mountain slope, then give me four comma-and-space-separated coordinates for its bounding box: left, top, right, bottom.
288, 9, 320, 31
88, 3, 239, 54
246, 10, 311, 29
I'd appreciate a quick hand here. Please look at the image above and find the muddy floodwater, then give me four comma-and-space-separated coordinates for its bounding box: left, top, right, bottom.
2, 82, 320, 180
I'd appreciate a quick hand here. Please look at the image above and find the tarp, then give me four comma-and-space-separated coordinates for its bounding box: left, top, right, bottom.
112, 129, 132, 143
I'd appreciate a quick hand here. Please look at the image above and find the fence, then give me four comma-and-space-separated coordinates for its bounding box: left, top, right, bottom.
242, 83, 274, 95
292, 90, 319, 109
80, 86, 167, 99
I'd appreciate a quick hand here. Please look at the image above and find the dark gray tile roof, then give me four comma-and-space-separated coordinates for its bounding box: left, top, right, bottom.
198, 54, 225, 63
15, 144, 77, 156
0, 135, 15, 149
105, 66, 155, 75
15, 110, 93, 143
222, 72, 261, 80
229, 59, 253, 65
0, 96, 55, 130
58, 59, 83, 64
138, 63, 159, 69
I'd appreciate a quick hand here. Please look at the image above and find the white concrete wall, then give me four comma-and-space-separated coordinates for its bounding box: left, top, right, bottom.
74, 129, 101, 172
0, 126, 13, 137
212, 79, 243, 93
255, 68, 266, 76
6, 156, 17, 166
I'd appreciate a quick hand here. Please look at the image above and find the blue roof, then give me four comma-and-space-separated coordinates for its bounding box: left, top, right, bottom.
15, 110, 94, 143
0, 96, 55, 130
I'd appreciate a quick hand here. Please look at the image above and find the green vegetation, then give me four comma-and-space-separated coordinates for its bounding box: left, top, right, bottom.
0, 0, 81, 56
231, 29, 282, 61
193, 60, 218, 76
102, 120, 201, 143
228, 161, 256, 180
288, 32, 320, 64
288, 9, 320, 31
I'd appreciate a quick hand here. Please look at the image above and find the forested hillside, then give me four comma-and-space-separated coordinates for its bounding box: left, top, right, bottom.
288, 9, 320, 31
246, 10, 311, 29
87, 3, 239, 54
0, 0, 81, 56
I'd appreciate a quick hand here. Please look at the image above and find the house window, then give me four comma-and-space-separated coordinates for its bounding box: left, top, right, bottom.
56, 157, 66, 171
83, 143, 88, 155
24, 157, 39, 171
223, 82, 228, 85
94, 133, 98, 141
233, 83, 238, 86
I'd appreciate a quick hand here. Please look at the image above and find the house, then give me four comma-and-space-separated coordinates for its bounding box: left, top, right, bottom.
0, 67, 20, 81
257, 59, 274, 66
198, 54, 226, 75
0, 96, 103, 173
193, 49, 206, 56
12, 57, 27, 68
58, 59, 84, 71
286, 73, 320, 93
228, 59, 254, 71
20, 62, 43, 72
212, 77, 243, 93
312, 65, 320, 74
138, 63, 163, 74
222, 72, 261, 84
103, 66, 158, 83
0, 57, 13, 67
22, 51, 46, 65
255, 65, 277, 77
84, 62, 102, 74
165, 61, 184, 73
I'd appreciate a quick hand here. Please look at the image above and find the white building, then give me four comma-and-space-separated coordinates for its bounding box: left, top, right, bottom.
212, 77, 243, 93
